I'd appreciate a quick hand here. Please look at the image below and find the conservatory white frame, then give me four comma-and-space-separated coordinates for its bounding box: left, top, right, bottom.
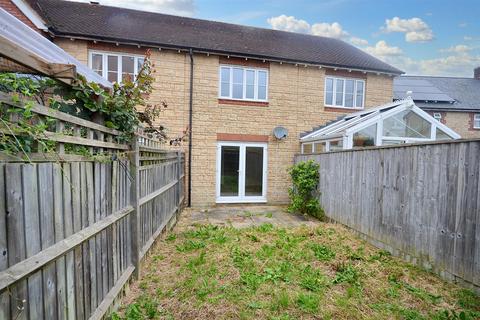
300, 98, 461, 153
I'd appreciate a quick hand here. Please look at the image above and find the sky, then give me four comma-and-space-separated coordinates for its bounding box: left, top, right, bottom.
73, 0, 480, 77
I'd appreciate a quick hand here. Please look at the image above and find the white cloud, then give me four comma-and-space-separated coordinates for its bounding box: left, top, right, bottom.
440, 45, 472, 53
267, 15, 311, 34
72, 0, 195, 16
382, 17, 434, 42
310, 22, 348, 38
267, 15, 368, 48
459, 22, 467, 28
364, 40, 403, 57
464, 36, 473, 41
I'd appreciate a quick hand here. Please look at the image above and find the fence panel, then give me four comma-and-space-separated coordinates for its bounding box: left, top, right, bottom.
0, 93, 185, 319
295, 140, 480, 291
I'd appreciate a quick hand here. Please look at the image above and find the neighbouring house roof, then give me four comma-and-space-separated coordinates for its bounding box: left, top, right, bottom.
0, 7, 112, 87
394, 75, 480, 112
300, 98, 460, 141
26, 0, 403, 75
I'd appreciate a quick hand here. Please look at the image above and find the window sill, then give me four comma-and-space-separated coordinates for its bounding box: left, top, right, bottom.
218, 99, 269, 107
325, 106, 364, 113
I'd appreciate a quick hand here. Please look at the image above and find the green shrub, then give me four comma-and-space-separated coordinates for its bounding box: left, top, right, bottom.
288, 160, 324, 219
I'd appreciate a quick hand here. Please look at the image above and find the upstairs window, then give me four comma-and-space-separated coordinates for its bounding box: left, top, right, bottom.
325, 76, 365, 109
474, 114, 480, 129
89, 51, 144, 83
219, 66, 268, 102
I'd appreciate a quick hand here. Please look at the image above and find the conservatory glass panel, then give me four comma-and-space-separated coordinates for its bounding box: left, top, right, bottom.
353, 124, 377, 147
345, 80, 354, 108
313, 142, 326, 153
436, 128, 452, 140
382, 140, 404, 145
329, 140, 343, 151
303, 144, 313, 154
382, 110, 431, 138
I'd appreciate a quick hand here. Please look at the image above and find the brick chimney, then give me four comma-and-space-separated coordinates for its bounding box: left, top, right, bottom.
475, 67, 480, 80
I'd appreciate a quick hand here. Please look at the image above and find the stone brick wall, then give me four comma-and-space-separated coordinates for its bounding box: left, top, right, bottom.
55, 40, 395, 206
443, 112, 480, 139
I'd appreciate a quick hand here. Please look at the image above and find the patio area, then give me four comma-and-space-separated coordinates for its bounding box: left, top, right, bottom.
176, 205, 320, 230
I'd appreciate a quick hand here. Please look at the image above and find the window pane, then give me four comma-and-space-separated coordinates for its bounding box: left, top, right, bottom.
345, 80, 354, 108
356, 81, 364, 108
220, 67, 230, 97
436, 128, 452, 140
383, 110, 431, 138
246, 70, 255, 99
107, 55, 118, 82
258, 71, 267, 86
245, 147, 263, 196
122, 56, 135, 82
353, 124, 376, 147
137, 57, 144, 73
232, 68, 244, 99
335, 79, 344, 106
325, 78, 333, 105
92, 54, 103, 76
258, 85, 267, 100
474, 114, 480, 128
302, 144, 312, 154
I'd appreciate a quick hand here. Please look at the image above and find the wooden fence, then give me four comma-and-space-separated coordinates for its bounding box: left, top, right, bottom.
296, 139, 480, 292
0, 93, 185, 319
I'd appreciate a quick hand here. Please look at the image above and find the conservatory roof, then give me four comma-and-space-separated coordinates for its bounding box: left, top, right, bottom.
300, 98, 460, 142
0, 8, 112, 87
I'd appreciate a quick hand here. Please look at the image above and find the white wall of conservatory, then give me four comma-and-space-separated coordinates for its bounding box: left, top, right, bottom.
300, 98, 460, 153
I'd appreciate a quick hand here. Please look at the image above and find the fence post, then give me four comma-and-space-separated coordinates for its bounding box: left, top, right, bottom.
177, 151, 181, 210
129, 136, 141, 279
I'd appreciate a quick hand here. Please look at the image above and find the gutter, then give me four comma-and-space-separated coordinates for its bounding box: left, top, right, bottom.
188, 48, 194, 207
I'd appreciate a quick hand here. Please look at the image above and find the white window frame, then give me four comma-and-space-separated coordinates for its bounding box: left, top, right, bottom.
216, 141, 268, 203
474, 114, 480, 129
218, 65, 269, 102
88, 50, 145, 83
324, 76, 365, 110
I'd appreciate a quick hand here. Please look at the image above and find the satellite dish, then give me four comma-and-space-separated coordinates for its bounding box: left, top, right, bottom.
273, 126, 288, 140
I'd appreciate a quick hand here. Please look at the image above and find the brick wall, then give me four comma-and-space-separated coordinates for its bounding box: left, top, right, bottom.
0, 0, 42, 32
55, 39, 395, 206
443, 112, 480, 139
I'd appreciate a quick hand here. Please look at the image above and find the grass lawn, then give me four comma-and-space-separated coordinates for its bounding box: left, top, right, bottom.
113, 222, 479, 320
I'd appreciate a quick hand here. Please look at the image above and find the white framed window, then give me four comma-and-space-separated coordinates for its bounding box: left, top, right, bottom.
474, 114, 480, 129
324, 76, 365, 109
88, 51, 145, 83
433, 112, 442, 121
219, 65, 268, 102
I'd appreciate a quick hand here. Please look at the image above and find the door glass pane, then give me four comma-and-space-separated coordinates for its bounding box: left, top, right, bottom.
107, 55, 118, 83
91, 54, 103, 76
353, 124, 377, 147
220, 146, 240, 196
122, 56, 135, 82
246, 70, 255, 99
335, 79, 344, 106
232, 68, 244, 99
383, 110, 431, 138
345, 80, 354, 108
245, 147, 263, 196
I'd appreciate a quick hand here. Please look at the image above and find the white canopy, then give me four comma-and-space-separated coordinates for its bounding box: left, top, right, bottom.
0, 8, 112, 88
300, 98, 461, 153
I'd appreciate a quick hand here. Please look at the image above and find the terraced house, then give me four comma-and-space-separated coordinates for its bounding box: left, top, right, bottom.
2, 0, 403, 206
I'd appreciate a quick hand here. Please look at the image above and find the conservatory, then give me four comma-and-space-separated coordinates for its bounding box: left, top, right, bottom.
300, 98, 460, 153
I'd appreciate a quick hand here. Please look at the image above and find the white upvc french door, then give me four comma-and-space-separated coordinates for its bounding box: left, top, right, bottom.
216, 142, 268, 203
